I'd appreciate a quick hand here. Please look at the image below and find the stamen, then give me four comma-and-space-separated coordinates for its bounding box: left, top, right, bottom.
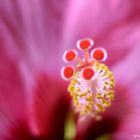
61, 39, 115, 119
77, 38, 94, 50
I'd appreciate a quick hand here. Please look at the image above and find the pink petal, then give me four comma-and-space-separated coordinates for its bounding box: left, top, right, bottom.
0, 0, 69, 73
0, 1, 71, 139
62, 0, 140, 66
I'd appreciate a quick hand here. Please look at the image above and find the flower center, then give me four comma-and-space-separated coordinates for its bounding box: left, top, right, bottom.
61, 38, 115, 118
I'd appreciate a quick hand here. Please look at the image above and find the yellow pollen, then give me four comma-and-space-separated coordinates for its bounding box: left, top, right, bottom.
68, 62, 115, 117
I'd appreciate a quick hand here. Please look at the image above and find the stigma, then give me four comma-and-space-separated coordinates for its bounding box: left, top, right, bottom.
61, 38, 115, 118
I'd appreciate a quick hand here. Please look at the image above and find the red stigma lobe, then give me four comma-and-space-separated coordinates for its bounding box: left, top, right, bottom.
93, 49, 104, 60
82, 67, 95, 80
80, 40, 91, 49
65, 50, 76, 61
63, 66, 74, 78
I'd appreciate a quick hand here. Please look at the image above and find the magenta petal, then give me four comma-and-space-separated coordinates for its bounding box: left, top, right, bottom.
27, 74, 70, 139
0, 45, 27, 139
0, 71, 70, 140
74, 116, 119, 140
7, 76, 70, 140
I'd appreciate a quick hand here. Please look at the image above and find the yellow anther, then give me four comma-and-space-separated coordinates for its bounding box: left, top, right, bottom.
87, 89, 91, 93
104, 81, 108, 85
96, 95, 103, 99
104, 102, 111, 107
109, 94, 114, 100
73, 88, 80, 93
96, 103, 105, 112
109, 82, 114, 87
84, 105, 92, 112
86, 96, 93, 101
103, 86, 107, 90
107, 90, 114, 95
78, 92, 87, 97
73, 100, 78, 105
88, 101, 94, 106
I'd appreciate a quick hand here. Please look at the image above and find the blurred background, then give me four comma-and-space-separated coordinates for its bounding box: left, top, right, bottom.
0, 0, 140, 140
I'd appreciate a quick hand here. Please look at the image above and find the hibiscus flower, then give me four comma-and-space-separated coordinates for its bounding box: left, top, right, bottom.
0, 0, 140, 140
